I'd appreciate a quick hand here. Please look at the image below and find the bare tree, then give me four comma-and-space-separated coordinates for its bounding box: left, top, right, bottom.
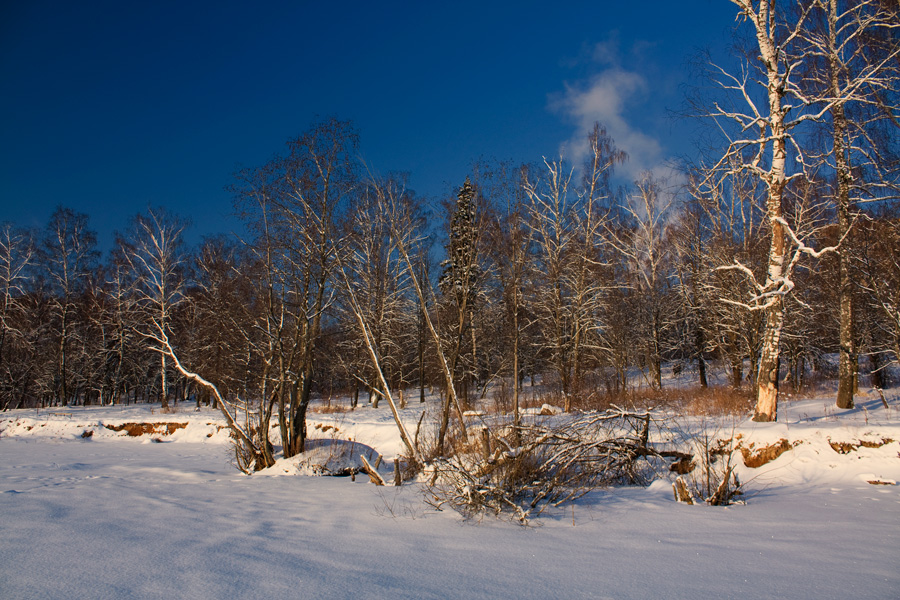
191, 236, 259, 408
669, 191, 713, 388
705, 0, 845, 421
571, 124, 626, 402
41, 207, 99, 406
523, 124, 623, 409
606, 173, 675, 390
112, 249, 142, 405
524, 159, 580, 406
232, 118, 357, 458
335, 176, 421, 463
483, 162, 533, 428
797, 0, 900, 408
373, 175, 470, 455
124, 207, 188, 409
0, 225, 34, 410
856, 212, 900, 377
693, 162, 769, 388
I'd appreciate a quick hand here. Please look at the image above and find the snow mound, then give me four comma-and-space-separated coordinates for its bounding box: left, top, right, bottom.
258, 438, 381, 477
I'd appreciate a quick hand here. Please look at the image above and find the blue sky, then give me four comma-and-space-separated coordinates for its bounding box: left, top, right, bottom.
0, 0, 736, 250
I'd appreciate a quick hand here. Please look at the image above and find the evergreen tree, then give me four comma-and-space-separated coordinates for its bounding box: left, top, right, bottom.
439, 178, 481, 304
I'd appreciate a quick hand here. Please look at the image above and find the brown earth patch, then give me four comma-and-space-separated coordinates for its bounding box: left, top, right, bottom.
104, 422, 188, 436
829, 438, 895, 454
740, 438, 795, 468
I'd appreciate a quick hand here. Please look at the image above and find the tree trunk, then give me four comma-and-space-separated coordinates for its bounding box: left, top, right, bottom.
513, 304, 520, 436
754, 298, 784, 422
160, 352, 168, 409
751, 4, 789, 422
698, 353, 708, 389
830, 0, 856, 409
59, 307, 68, 407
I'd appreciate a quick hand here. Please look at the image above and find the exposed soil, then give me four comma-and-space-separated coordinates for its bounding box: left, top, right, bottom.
104, 422, 188, 436
740, 438, 796, 468
828, 438, 895, 454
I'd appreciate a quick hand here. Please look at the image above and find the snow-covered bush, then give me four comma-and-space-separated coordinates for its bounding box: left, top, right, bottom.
424, 408, 675, 524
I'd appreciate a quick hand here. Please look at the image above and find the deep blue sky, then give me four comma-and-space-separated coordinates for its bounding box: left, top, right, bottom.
0, 0, 737, 251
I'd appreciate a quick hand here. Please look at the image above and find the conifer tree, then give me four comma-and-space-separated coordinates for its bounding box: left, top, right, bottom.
437, 178, 483, 446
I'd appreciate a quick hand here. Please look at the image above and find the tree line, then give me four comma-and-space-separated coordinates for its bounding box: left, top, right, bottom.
1, 0, 898, 462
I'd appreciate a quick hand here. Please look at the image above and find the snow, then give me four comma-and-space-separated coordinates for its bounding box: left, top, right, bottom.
2, 389, 899, 599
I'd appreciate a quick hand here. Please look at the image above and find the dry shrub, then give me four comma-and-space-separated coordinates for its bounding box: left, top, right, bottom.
521, 390, 566, 413
424, 409, 675, 524
491, 379, 512, 415
679, 425, 743, 506
309, 402, 351, 414
564, 386, 752, 417
412, 413, 477, 465
569, 387, 684, 413
681, 387, 754, 416
828, 437, 894, 454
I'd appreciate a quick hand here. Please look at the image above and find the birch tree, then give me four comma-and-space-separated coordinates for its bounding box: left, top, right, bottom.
706, 0, 842, 421
124, 207, 188, 409
798, 0, 900, 408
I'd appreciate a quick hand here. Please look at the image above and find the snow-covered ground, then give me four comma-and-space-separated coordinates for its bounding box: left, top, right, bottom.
1, 388, 899, 599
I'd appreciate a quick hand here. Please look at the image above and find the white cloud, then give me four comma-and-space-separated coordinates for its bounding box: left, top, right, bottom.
550, 40, 670, 184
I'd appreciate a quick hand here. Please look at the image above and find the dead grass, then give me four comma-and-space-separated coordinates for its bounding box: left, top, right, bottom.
563, 386, 754, 417
480, 384, 754, 418
309, 402, 351, 414
680, 387, 755, 416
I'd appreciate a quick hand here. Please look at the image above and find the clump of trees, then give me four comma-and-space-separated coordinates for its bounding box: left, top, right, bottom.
1, 3, 898, 485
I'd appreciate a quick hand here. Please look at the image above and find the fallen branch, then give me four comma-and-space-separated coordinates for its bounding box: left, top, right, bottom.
360, 455, 386, 486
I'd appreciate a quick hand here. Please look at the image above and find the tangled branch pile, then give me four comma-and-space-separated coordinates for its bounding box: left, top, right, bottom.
425, 408, 676, 524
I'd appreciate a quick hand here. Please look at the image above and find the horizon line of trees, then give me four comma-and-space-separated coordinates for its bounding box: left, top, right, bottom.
1, 0, 898, 459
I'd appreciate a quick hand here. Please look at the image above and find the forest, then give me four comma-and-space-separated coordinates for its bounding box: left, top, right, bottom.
1, 0, 898, 474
